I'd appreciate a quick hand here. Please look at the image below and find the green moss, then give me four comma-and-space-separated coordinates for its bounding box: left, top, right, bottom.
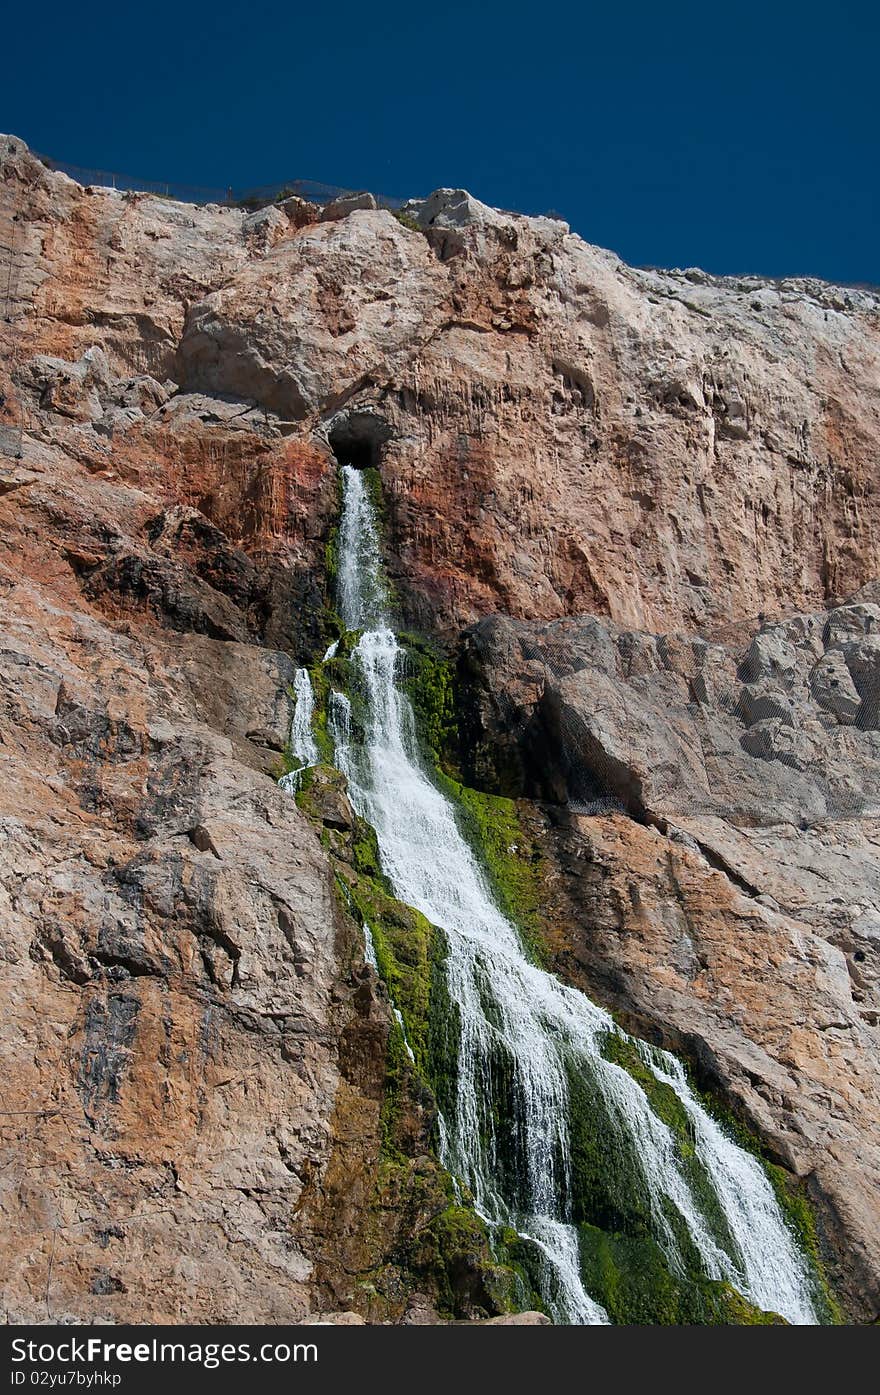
380, 1016, 415, 1159
360, 464, 386, 519
303, 664, 333, 762
358, 1158, 546, 1320
329, 857, 543, 1320
601, 1033, 694, 1149
344, 856, 436, 1073
595, 1030, 842, 1324
681, 1085, 844, 1325
576, 1225, 784, 1325
561, 1046, 796, 1323
443, 778, 548, 967
351, 814, 383, 881
324, 524, 339, 591
398, 632, 460, 772
596, 1034, 741, 1270
323, 791, 540, 1319
272, 745, 297, 782
393, 209, 422, 233
566, 1049, 660, 1240
404, 1202, 548, 1318
762, 1164, 842, 1323
563, 1045, 782, 1322
291, 763, 315, 800
395, 634, 547, 966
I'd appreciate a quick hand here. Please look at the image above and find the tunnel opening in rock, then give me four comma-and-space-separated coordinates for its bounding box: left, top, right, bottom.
326, 411, 393, 469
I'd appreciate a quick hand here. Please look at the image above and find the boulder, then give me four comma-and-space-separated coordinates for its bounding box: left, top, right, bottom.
320, 191, 378, 220
811, 651, 861, 723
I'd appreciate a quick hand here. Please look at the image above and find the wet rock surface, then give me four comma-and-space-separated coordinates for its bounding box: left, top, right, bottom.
457, 606, 880, 1318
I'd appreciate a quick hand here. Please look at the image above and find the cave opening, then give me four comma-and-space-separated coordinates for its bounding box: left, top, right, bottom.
326, 411, 393, 470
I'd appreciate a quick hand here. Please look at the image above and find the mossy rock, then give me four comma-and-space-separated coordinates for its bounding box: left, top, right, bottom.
432, 773, 548, 966
361, 1154, 545, 1320
683, 1083, 844, 1325
393, 209, 423, 233
294, 763, 353, 831
300, 482, 837, 1323
576, 1224, 785, 1325
396, 634, 548, 964
398, 632, 460, 773
591, 1029, 841, 1324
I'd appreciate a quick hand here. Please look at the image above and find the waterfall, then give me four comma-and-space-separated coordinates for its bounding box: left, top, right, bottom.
643, 1045, 819, 1321
325, 464, 819, 1325
278, 666, 320, 793
337, 463, 388, 632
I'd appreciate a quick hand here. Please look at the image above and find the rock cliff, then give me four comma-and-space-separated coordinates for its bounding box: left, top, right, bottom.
1, 133, 878, 1322
457, 601, 880, 1316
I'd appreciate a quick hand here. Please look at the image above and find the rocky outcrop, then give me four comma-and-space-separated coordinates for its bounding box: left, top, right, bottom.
0, 342, 518, 1326
456, 603, 880, 1318
3, 131, 880, 1322
0, 140, 509, 1325
0, 571, 345, 1319
459, 590, 880, 821
4, 135, 880, 641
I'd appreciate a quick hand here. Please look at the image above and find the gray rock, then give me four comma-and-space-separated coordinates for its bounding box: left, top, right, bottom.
320, 191, 377, 220
20, 348, 109, 422
242, 204, 288, 246
840, 637, 880, 729
738, 682, 796, 727
811, 651, 862, 723
410, 188, 499, 230
479, 1312, 552, 1325
741, 630, 799, 688
739, 717, 813, 769
825, 603, 880, 649
460, 600, 880, 826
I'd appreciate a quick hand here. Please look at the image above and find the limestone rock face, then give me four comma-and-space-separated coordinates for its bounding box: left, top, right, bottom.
0, 141, 429, 1325
321, 192, 378, 221
177, 191, 880, 636
460, 602, 880, 824
0, 397, 390, 1319
457, 606, 880, 1317
0, 598, 342, 1320
3, 132, 880, 1322
5, 133, 879, 640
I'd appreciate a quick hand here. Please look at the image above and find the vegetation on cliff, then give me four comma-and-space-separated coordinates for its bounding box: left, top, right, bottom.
287, 463, 842, 1326
290, 746, 546, 1320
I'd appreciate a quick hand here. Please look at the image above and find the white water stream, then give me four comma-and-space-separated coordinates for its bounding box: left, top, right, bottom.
294, 464, 819, 1324
278, 666, 320, 793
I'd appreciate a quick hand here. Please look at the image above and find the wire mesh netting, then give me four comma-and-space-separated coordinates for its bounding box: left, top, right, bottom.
34, 153, 406, 211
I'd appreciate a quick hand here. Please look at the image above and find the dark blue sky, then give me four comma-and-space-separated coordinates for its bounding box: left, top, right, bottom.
4, 0, 878, 283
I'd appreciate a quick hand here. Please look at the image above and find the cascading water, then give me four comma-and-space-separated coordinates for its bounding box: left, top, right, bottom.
321, 463, 819, 1325
278, 666, 320, 793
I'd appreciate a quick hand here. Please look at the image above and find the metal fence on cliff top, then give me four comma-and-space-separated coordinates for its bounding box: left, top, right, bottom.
35, 153, 405, 211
